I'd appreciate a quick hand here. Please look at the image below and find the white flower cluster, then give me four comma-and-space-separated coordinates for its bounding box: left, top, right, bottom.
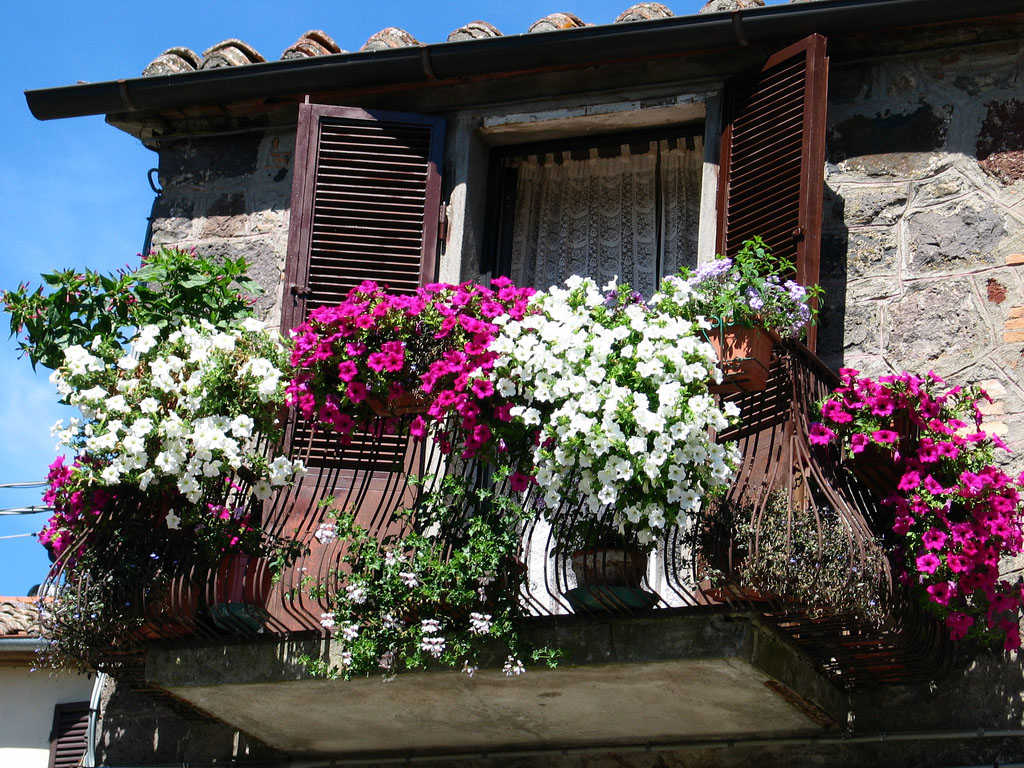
51, 320, 305, 505
488, 276, 740, 545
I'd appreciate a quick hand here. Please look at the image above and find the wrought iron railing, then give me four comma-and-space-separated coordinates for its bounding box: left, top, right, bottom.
44, 341, 951, 687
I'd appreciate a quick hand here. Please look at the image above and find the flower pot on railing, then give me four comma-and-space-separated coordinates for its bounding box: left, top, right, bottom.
564, 547, 659, 612
136, 579, 200, 640
705, 323, 774, 394
208, 554, 272, 633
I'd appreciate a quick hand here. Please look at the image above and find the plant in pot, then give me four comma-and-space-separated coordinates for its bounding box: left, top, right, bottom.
811, 369, 1024, 650
285, 278, 534, 450
692, 490, 887, 621
306, 470, 558, 679
664, 237, 823, 393
484, 275, 742, 609
5, 248, 307, 666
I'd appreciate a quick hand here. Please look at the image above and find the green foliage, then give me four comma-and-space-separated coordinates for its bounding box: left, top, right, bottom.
2, 246, 262, 371
309, 470, 553, 680
693, 489, 887, 622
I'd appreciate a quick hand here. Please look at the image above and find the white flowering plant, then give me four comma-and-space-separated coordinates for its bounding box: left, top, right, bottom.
307, 473, 559, 680
485, 276, 741, 553
42, 318, 306, 562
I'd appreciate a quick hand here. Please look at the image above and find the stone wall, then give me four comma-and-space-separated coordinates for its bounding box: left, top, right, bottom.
818, 34, 1024, 458
149, 129, 295, 327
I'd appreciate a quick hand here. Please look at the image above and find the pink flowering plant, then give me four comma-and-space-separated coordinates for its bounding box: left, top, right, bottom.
286, 278, 536, 464
811, 369, 1024, 649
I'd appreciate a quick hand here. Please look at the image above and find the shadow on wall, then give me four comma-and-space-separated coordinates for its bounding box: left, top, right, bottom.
815, 180, 848, 372
97, 678, 279, 766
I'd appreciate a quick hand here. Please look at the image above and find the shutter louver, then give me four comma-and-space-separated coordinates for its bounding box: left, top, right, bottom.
285, 105, 445, 469
49, 702, 90, 768
717, 34, 828, 348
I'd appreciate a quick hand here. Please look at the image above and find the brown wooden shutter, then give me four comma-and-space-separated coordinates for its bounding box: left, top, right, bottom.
717, 34, 829, 348
283, 104, 446, 469
48, 701, 90, 768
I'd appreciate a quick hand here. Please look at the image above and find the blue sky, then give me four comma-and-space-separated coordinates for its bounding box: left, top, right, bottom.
0, 0, 784, 595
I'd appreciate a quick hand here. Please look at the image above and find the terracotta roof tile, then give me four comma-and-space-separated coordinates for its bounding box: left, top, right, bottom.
200, 39, 266, 69
527, 12, 588, 33
615, 3, 675, 22
142, 47, 201, 77
0, 598, 41, 638
447, 21, 503, 43
142, 4, 789, 77
360, 27, 420, 52
699, 0, 765, 13
282, 30, 344, 59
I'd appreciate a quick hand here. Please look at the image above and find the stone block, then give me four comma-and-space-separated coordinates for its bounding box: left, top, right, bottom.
149, 195, 196, 242
884, 278, 989, 376
904, 201, 1006, 276
834, 184, 909, 227
199, 192, 248, 238
822, 229, 899, 281
1007, 253, 1024, 266
1003, 330, 1024, 342
909, 169, 972, 208
158, 134, 262, 187
827, 105, 949, 178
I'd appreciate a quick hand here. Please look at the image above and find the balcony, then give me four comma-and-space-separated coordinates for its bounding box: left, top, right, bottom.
44, 341, 949, 760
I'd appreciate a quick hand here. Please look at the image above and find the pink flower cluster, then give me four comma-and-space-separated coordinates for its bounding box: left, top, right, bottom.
39, 456, 111, 559
813, 369, 1024, 649
286, 278, 535, 466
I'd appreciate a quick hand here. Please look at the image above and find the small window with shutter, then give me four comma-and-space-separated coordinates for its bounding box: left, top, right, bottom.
48, 701, 90, 768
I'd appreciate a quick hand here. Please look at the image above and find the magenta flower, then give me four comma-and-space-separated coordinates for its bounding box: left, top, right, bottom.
872, 429, 899, 444
915, 552, 941, 574
850, 433, 869, 454
921, 528, 947, 551
808, 422, 836, 445
821, 399, 853, 424
898, 470, 921, 492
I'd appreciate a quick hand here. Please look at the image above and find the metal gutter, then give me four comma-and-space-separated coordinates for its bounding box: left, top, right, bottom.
23, 0, 1024, 121
0, 636, 45, 652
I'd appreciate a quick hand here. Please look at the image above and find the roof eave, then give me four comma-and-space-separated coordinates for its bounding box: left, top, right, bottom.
23, 0, 1024, 122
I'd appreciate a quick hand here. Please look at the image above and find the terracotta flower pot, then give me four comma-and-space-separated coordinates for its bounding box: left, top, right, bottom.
209, 554, 272, 633
706, 324, 774, 394
565, 547, 658, 612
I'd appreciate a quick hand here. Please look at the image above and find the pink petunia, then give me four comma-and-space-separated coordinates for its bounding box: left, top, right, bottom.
915, 552, 941, 575
872, 429, 899, 444
808, 423, 836, 446
922, 528, 947, 551
850, 433, 870, 454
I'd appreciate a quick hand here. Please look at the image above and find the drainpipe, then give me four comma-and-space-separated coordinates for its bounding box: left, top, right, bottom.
82, 671, 106, 768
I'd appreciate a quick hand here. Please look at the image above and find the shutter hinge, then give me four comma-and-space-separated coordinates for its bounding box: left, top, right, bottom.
791, 226, 805, 242
290, 284, 312, 297
438, 203, 449, 243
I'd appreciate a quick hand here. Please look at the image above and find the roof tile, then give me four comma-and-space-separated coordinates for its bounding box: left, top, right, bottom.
282, 30, 344, 59
0, 598, 41, 638
615, 3, 675, 22
200, 39, 266, 69
361, 27, 420, 52
528, 12, 587, 33
699, 0, 765, 13
142, 47, 201, 77
447, 21, 503, 43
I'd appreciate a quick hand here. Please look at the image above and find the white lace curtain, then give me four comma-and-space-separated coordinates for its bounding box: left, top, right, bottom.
506, 137, 703, 296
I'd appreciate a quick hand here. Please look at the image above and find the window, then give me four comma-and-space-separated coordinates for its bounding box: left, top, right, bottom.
490, 129, 704, 296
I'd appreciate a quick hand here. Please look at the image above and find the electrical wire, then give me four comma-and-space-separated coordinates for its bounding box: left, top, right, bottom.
0, 506, 53, 515
0, 533, 35, 540
0, 481, 46, 488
